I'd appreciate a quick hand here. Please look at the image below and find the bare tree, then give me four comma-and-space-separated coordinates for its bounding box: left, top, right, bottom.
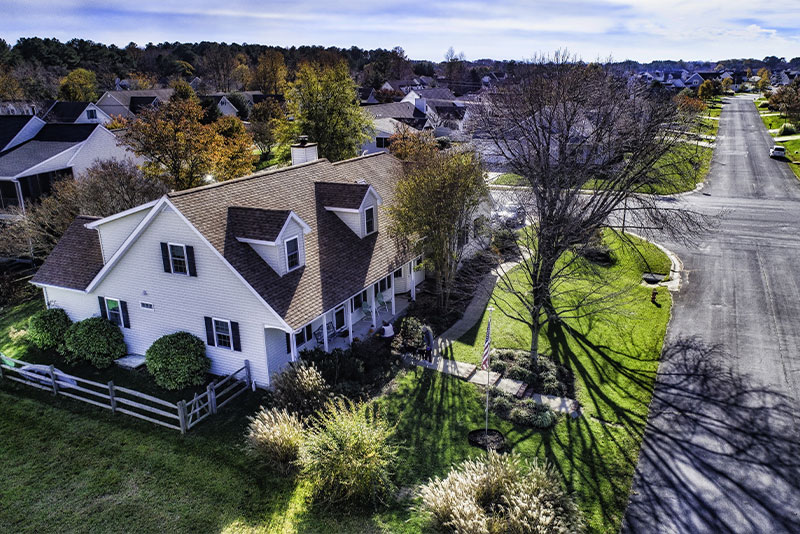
469, 52, 709, 356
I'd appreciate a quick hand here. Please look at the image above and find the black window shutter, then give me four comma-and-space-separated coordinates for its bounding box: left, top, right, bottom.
98, 296, 107, 319
204, 317, 215, 346
160, 242, 171, 273
120, 301, 130, 329
231, 321, 241, 352
285, 333, 291, 354
186, 246, 197, 277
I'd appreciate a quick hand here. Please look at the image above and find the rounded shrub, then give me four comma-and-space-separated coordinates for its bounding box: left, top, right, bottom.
245, 406, 304, 474
417, 451, 583, 534
63, 317, 126, 368
145, 332, 210, 390
299, 398, 398, 509
778, 123, 797, 136
28, 308, 72, 354
272, 362, 331, 417
391, 316, 426, 353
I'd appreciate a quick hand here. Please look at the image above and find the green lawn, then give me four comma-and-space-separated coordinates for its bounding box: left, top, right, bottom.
0, 231, 672, 533
761, 114, 794, 133
777, 138, 800, 180
493, 172, 527, 186
0, 297, 44, 359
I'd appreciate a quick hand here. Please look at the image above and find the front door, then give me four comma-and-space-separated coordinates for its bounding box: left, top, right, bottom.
334, 305, 346, 331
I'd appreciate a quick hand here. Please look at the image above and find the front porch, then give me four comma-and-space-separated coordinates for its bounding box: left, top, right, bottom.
328, 293, 411, 350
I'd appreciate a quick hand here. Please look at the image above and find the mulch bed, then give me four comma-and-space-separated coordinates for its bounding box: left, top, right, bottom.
468, 428, 506, 452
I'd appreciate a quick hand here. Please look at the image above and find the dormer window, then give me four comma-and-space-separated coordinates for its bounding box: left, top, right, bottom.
86, 109, 97, 120
365, 206, 376, 235
286, 237, 300, 271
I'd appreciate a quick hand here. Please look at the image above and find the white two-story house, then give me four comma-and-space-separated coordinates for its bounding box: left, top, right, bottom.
30, 146, 425, 387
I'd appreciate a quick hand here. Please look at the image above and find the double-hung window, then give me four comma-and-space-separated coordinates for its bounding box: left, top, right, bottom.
169, 244, 188, 275
213, 319, 232, 349
285, 237, 300, 271
364, 206, 376, 235
295, 324, 313, 347
105, 298, 123, 327
86, 109, 97, 120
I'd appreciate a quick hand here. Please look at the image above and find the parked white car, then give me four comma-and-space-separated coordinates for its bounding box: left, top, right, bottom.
770, 146, 786, 158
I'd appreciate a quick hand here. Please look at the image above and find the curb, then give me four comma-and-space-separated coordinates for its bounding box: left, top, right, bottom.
626, 231, 684, 292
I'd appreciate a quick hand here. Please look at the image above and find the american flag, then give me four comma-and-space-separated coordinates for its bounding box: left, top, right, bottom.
481, 317, 492, 370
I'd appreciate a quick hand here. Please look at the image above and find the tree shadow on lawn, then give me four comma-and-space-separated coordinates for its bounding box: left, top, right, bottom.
623, 337, 800, 534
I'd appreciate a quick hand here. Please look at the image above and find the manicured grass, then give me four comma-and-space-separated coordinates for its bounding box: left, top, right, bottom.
0, 231, 672, 534
0, 297, 44, 359
444, 230, 672, 531
493, 172, 526, 186
777, 138, 800, 180
761, 114, 794, 133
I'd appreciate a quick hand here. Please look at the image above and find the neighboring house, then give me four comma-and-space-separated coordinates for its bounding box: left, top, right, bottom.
0, 101, 38, 116
0, 123, 136, 212
30, 148, 426, 388
365, 101, 430, 130
41, 101, 112, 125
95, 89, 176, 119
358, 87, 379, 105
401, 88, 466, 132
202, 95, 239, 117
360, 118, 415, 155
685, 72, 719, 88
0, 115, 45, 152
380, 78, 426, 94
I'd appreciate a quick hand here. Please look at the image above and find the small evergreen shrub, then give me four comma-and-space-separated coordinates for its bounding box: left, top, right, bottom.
28, 308, 71, 354
300, 347, 364, 385
272, 362, 331, 417
491, 393, 513, 418
244, 406, 304, 474
491, 228, 518, 257
417, 451, 583, 533
145, 332, 210, 390
63, 317, 126, 368
490, 359, 508, 374
299, 398, 398, 509
778, 123, 797, 136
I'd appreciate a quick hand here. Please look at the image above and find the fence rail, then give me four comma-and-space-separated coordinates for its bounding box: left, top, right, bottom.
0, 354, 251, 434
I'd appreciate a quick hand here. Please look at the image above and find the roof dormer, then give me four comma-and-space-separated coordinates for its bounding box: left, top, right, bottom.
228, 207, 312, 276
315, 182, 383, 238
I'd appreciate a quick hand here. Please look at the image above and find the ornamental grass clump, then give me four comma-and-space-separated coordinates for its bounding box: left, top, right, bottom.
417, 451, 583, 534
298, 398, 398, 509
272, 362, 331, 417
244, 406, 304, 475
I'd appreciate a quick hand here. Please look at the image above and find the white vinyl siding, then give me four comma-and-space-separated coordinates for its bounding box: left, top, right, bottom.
45, 206, 285, 387
96, 209, 149, 262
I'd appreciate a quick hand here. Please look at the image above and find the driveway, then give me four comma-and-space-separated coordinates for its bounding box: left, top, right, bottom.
623, 96, 800, 533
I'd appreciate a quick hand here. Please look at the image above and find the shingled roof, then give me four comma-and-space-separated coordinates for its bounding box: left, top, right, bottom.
315, 182, 370, 210
31, 216, 104, 290
227, 207, 291, 242
168, 152, 409, 328
42, 102, 91, 123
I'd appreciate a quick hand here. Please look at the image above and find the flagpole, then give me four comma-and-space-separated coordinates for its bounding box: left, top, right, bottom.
485, 307, 494, 446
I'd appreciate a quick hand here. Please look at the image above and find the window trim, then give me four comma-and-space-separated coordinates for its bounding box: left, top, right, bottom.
86, 108, 97, 120
212, 317, 233, 350
285, 236, 300, 272
104, 297, 123, 327
295, 323, 314, 348
140, 301, 154, 311
168, 242, 189, 276
364, 206, 376, 235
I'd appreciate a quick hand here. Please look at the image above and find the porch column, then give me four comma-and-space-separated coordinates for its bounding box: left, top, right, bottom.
322, 314, 329, 352
290, 332, 298, 362
391, 282, 396, 316
370, 285, 377, 327
15, 181, 25, 215
346, 302, 353, 345
410, 262, 417, 301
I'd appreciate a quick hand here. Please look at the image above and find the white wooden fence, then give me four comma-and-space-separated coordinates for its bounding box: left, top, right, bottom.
0, 354, 251, 434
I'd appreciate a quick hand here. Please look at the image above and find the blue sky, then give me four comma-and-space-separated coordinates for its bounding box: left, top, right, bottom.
1, 0, 799, 62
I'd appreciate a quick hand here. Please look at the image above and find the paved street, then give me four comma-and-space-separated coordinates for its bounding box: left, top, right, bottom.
624, 96, 800, 533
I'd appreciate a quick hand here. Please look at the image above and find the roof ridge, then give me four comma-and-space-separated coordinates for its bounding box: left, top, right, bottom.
331, 151, 396, 166
168, 158, 331, 198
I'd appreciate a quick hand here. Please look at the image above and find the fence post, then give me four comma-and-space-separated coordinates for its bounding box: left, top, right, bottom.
207, 383, 217, 414
244, 359, 253, 390
108, 381, 117, 414
177, 400, 187, 435
48, 364, 59, 396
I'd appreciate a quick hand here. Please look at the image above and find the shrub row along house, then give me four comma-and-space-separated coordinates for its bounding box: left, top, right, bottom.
30, 145, 424, 387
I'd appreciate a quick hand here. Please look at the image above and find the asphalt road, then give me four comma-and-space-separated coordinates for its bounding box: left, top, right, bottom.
623, 96, 800, 533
